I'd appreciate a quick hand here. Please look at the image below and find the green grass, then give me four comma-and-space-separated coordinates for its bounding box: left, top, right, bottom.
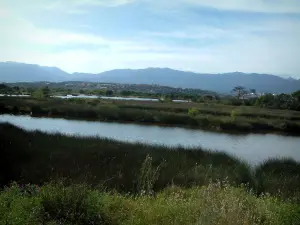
1, 182, 299, 225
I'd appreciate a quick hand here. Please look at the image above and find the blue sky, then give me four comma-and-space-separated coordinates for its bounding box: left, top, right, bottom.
1, 0, 300, 77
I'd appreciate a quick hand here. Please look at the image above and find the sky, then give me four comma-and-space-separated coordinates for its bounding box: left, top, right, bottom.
0, 0, 300, 77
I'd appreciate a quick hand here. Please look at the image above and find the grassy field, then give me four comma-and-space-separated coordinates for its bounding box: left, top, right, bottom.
1, 182, 300, 225
1, 96, 300, 134
1, 123, 300, 224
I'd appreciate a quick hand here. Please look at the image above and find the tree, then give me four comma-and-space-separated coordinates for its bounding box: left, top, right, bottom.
255, 93, 275, 107
32, 89, 44, 99
292, 90, 300, 101
32, 86, 50, 99
0, 84, 10, 94
120, 90, 131, 96
232, 86, 248, 99
250, 89, 257, 97
255, 93, 299, 110
105, 90, 114, 96
42, 86, 50, 98
12, 86, 20, 92
203, 95, 215, 101
0, 84, 8, 90
26, 87, 35, 95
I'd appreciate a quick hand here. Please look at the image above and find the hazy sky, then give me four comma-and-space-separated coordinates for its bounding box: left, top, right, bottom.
1, 0, 300, 76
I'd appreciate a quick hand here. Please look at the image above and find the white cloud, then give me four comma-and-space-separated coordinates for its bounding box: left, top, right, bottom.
43, 0, 136, 11
0, 0, 137, 15
144, 26, 239, 41
75, 0, 136, 7
0, 2, 300, 76
3, 0, 300, 14
0, 11, 214, 73
182, 0, 300, 13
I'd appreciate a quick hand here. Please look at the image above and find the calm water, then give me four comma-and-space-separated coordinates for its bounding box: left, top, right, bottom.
54, 95, 158, 101
53, 95, 190, 102
0, 94, 190, 102
0, 94, 30, 97
1, 114, 299, 166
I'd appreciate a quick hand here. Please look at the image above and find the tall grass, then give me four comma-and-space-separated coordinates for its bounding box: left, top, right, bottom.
255, 158, 300, 202
1, 123, 300, 202
137, 154, 165, 195
0, 123, 253, 193
0, 182, 299, 225
1, 123, 300, 224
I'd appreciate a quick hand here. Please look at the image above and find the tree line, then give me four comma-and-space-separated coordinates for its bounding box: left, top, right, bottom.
231, 86, 300, 111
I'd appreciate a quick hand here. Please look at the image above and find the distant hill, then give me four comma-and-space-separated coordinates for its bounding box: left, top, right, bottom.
1, 62, 299, 93
73, 68, 300, 93
0, 62, 68, 82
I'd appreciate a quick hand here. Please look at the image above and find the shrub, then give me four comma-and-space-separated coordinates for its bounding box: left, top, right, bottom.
0, 184, 41, 225
255, 159, 300, 202
188, 107, 199, 117
231, 109, 240, 119
40, 182, 108, 225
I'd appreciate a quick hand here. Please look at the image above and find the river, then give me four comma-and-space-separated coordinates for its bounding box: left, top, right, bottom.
54, 95, 190, 102
1, 114, 299, 166
0, 94, 190, 102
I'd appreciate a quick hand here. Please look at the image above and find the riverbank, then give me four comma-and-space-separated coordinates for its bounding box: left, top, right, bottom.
1, 96, 300, 134
1, 123, 300, 202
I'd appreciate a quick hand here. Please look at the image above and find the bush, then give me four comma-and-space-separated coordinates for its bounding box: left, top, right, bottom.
40, 182, 108, 225
255, 159, 300, 202
231, 109, 240, 119
0, 184, 41, 225
188, 107, 199, 117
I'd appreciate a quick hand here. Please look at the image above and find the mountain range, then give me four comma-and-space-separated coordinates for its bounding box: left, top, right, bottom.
0, 62, 299, 94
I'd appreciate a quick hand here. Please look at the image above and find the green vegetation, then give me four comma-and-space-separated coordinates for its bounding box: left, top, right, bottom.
187, 107, 199, 117
2, 80, 300, 223
1, 96, 300, 134
1, 124, 300, 224
0, 123, 253, 192
292, 90, 300, 101
32, 86, 51, 99
1, 182, 300, 225
1, 123, 300, 201
255, 93, 300, 111
0, 84, 25, 95
3, 82, 219, 100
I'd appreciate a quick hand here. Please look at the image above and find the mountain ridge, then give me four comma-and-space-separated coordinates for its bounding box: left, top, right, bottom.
0, 62, 299, 93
